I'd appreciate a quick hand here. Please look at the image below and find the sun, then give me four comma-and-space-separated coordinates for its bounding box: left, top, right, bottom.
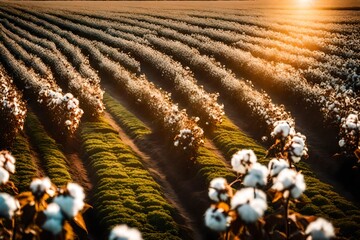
297, 0, 314, 7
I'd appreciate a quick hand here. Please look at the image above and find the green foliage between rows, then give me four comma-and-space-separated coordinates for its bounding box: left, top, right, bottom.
24, 112, 72, 186
79, 119, 181, 239
211, 117, 360, 239
10, 132, 37, 192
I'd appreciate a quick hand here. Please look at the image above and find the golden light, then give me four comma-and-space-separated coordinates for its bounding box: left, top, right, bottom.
296, 0, 314, 8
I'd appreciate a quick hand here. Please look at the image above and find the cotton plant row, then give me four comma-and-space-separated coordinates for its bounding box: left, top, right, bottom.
0, 24, 52, 79
97, 55, 205, 154
145, 34, 294, 133
0, 12, 105, 117
51, 11, 154, 45
0, 150, 90, 239
93, 41, 141, 74
8, 9, 142, 76
203, 121, 337, 240
108, 13, 359, 131
338, 113, 360, 160
37, 11, 224, 126
148, 12, 358, 58
0, 43, 83, 135
20, 11, 205, 153
169, 32, 356, 128
186, 10, 358, 35
0, 67, 27, 147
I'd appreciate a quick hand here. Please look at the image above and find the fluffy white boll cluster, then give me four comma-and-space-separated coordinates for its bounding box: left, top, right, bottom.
204, 205, 232, 232
268, 158, 289, 177
231, 188, 267, 223
54, 183, 85, 218
0, 151, 16, 184
30, 177, 55, 198
272, 168, 306, 199
243, 163, 269, 188
231, 149, 257, 174
0, 193, 19, 219
208, 177, 231, 202
109, 224, 143, 240
305, 218, 335, 240
42, 203, 64, 235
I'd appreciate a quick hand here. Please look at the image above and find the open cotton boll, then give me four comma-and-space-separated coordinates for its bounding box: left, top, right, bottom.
66, 183, 85, 201
109, 224, 143, 240
204, 205, 231, 232
0, 193, 18, 219
268, 158, 289, 177
4, 161, 15, 174
54, 195, 84, 219
305, 218, 335, 240
0, 167, 9, 184
208, 177, 231, 202
231, 149, 257, 174
272, 168, 306, 199
42, 203, 64, 236
30, 177, 54, 197
271, 121, 293, 139
231, 188, 267, 223
243, 163, 269, 187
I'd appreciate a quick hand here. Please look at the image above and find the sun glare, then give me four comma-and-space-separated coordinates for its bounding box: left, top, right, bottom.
296, 0, 314, 7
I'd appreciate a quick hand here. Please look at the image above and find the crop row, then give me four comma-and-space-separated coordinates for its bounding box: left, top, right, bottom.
26, 10, 224, 127
24, 112, 72, 186
0, 65, 27, 148
143, 34, 294, 133
151, 12, 360, 56
6, 9, 205, 153
0, 11, 104, 117
79, 119, 182, 239
0, 42, 83, 135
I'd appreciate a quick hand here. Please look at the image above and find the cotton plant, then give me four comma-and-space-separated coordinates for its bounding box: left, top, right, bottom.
204, 121, 335, 240
0, 151, 90, 239
267, 121, 308, 168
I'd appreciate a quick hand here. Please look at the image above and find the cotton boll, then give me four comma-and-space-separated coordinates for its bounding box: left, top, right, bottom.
268, 158, 289, 177
208, 178, 231, 202
204, 206, 231, 232
54, 195, 84, 219
231, 149, 257, 174
42, 203, 64, 236
272, 169, 306, 199
271, 121, 292, 139
0, 193, 19, 219
236, 198, 267, 223
231, 188, 267, 223
30, 177, 54, 198
109, 224, 143, 240
243, 163, 269, 187
4, 161, 15, 174
305, 218, 335, 240
66, 183, 85, 201
0, 167, 9, 184
338, 139, 345, 147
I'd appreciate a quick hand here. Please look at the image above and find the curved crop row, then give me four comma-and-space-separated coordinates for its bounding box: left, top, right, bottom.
0, 12, 104, 117
0, 64, 27, 148
29, 11, 224, 127
10, 132, 38, 192
79, 119, 182, 239
0, 43, 83, 135
144, 34, 294, 134
145, 12, 360, 57
93, 41, 141, 74
9, 10, 204, 153
0, 27, 51, 78
24, 112, 72, 186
